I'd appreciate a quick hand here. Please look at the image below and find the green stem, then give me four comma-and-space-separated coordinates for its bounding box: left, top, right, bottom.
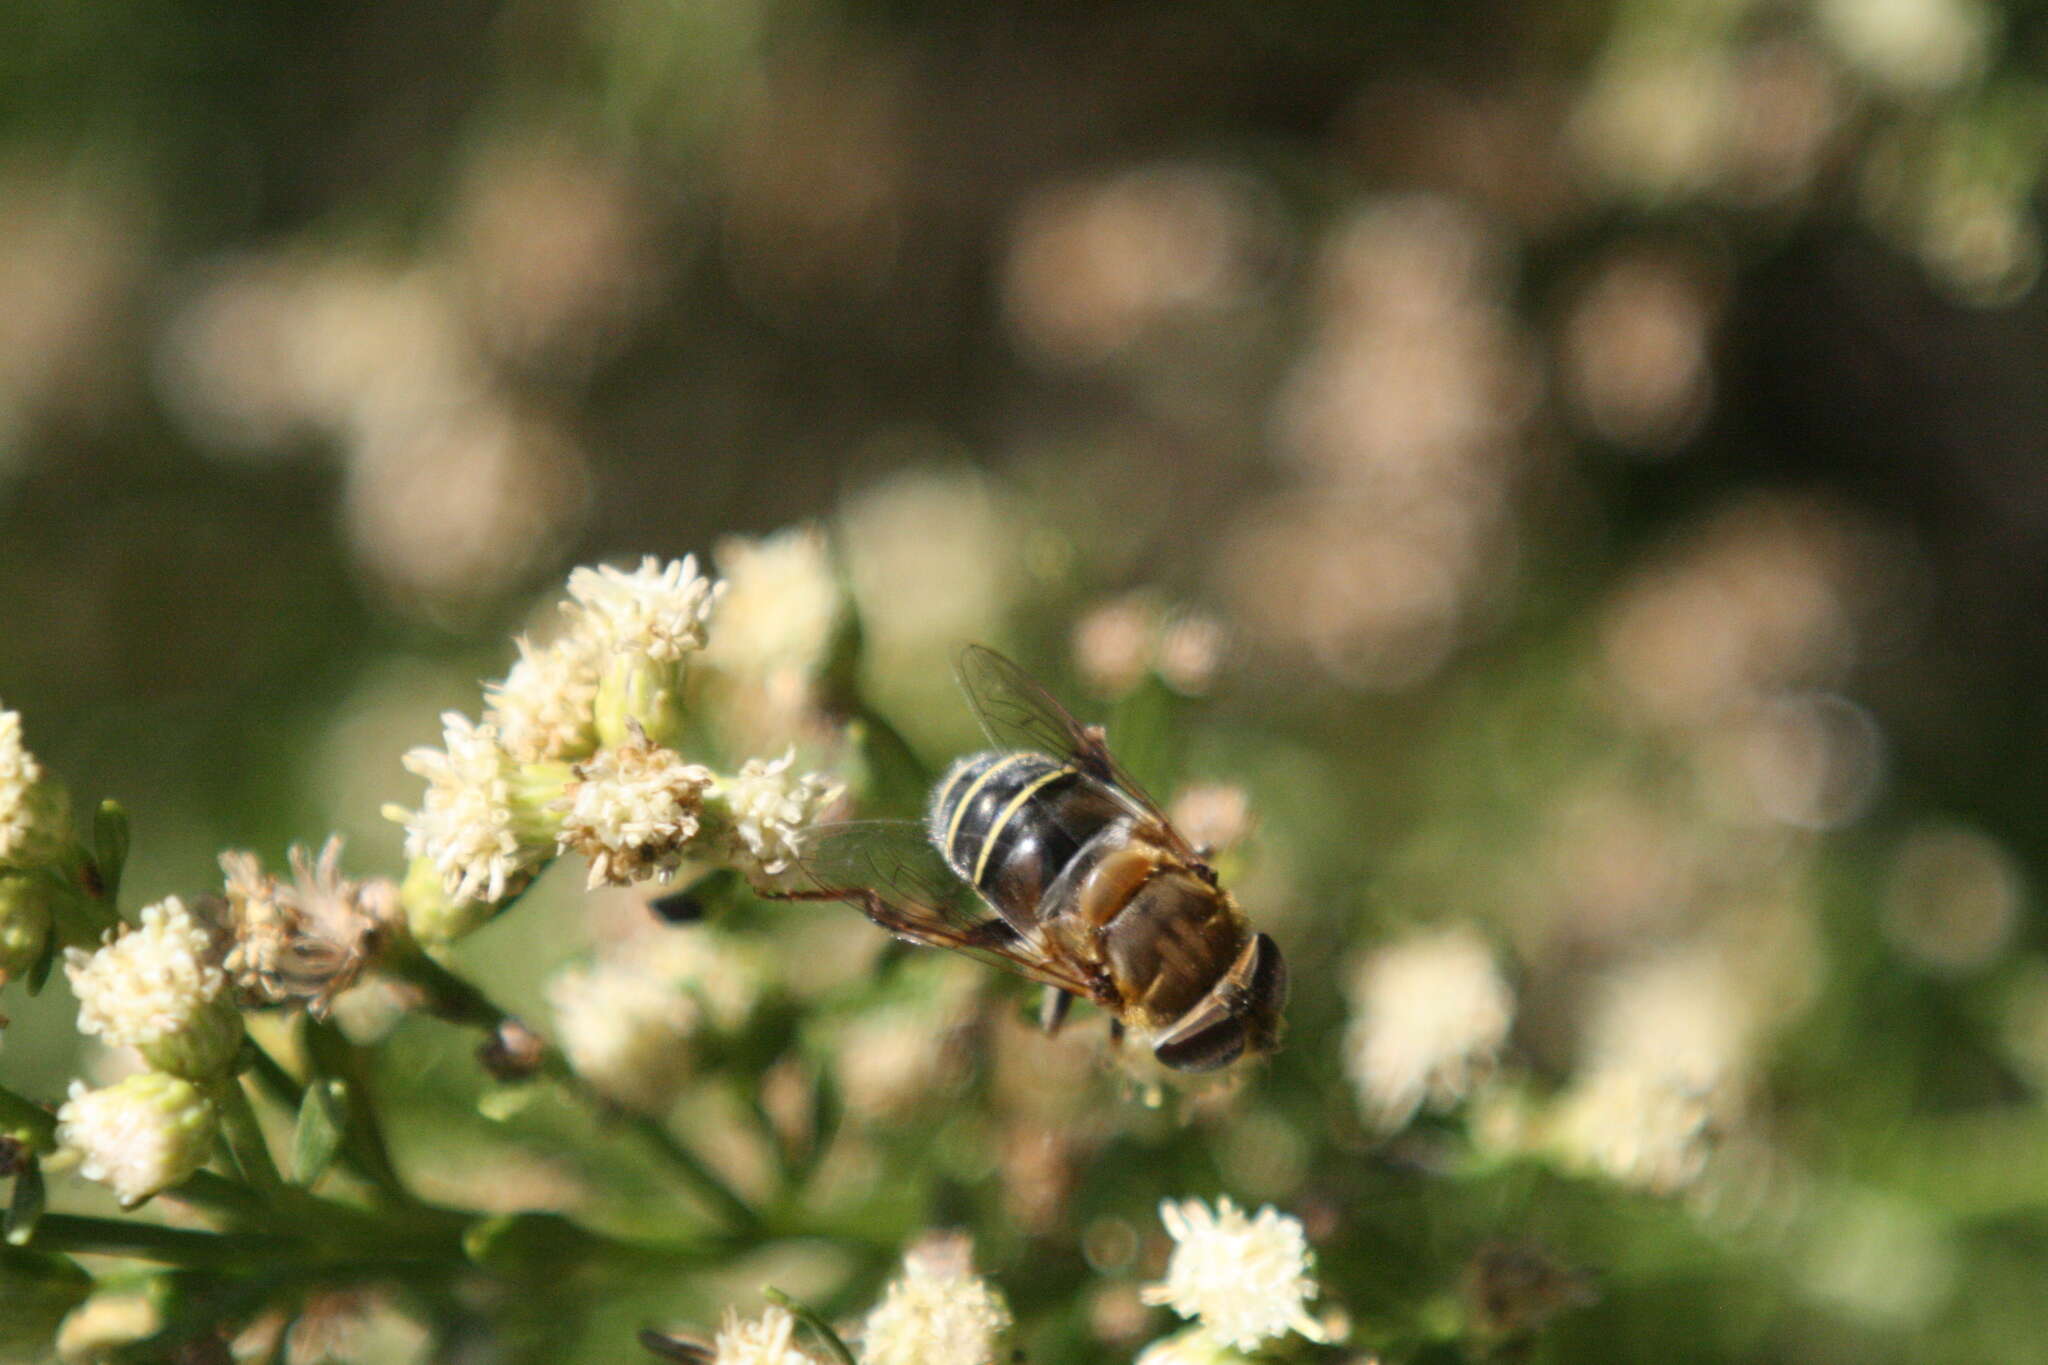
211, 1075, 285, 1197
167, 1169, 272, 1225
26, 1214, 292, 1267
384, 943, 509, 1031
618, 1109, 763, 1238
764, 1287, 859, 1365
302, 1019, 412, 1205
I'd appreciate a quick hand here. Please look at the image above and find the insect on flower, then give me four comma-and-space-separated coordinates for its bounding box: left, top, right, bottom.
774, 646, 1288, 1072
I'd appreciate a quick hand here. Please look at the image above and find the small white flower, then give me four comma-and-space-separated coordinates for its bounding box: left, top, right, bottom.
556, 732, 716, 888
644, 929, 768, 1031
718, 749, 841, 878
1342, 926, 1514, 1132
1141, 1197, 1329, 1352
860, 1236, 1013, 1365
55, 1072, 218, 1206
1551, 1066, 1718, 1195
0, 707, 65, 867
65, 897, 240, 1076
392, 712, 541, 905
547, 958, 699, 1113
706, 525, 842, 679
1133, 1328, 1246, 1365
486, 634, 601, 762
565, 554, 725, 662
710, 1304, 820, 1365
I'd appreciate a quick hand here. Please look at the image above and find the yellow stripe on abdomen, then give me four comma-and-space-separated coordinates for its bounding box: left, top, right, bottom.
973, 764, 1077, 886
943, 752, 1037, 869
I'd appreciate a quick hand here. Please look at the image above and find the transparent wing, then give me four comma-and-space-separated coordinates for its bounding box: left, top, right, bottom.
955, 644, 1195, 858
783, 819, 1098, 998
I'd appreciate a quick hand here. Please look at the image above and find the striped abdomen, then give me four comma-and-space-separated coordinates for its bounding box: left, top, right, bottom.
927, 749, 1126, 928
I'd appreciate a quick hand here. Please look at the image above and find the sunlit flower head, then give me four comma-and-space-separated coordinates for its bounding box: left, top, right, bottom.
710, 1304, 821, 1365
1133, 1328, 1249, 1365
860, 1234, 1013, 1365
555, 730, 716, 888
547, 958, 699, 1114
55, 1072, 217, 1206
219, 837, 400, 1016
65, 896, 241, 1078
1551, 1067, 1717, 1195
486, 634, 601, 763
1343, 926, 1514, 1131
1141, 1197, 1329, 1352
564, 554, 724, 662
391, 712, 543, 905
717, 749, 842, 879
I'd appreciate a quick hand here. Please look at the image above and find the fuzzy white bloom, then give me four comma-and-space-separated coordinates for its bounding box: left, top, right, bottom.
565, 554, 724, 662
556, 732, 715, 888
0, 709, 44, 860
393, 712, 542, 904
860, 1237, 1013, 1365
1551, 1066, 1717, 1195
1141, 1198, 1329, 1352
547, 958, 699, 1113
719, 749, 842, 877
644, 929, 769, 1031
55, 1072, 218, 1206
486, 634, 601, 762
1342, 927, 1514, 1131
219, 838, 399, 1015
0, 707, 64, 866
65, 897, 240, 1077
706, 525, 842, 679
711, 1305, 820, 1365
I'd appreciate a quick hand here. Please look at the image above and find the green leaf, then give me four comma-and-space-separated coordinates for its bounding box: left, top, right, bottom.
92, 800, 130, 904
762, 1287, 857, 1365
290, 1079, 346, 1187
4, 1160, 44, 1246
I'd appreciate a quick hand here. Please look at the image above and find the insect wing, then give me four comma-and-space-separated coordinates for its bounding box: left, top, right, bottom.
790, 820, 1095, 997
955, 644, 1195, 858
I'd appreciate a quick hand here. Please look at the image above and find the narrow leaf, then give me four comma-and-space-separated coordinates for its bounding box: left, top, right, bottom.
291, 1079, 347, 1187
6, 1158, 46, 1245
92, 800, 130, 904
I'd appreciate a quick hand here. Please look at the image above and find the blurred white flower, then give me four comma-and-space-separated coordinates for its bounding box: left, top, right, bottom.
1342, 927, 1513, 1131
556, 731, 716, 888
547, 958, 700, 1113
65, 896, 241, 1078
486, 634, 601, 763
711, 1304, 820, 1365
706, 525, 842, 680
1815, 0, 1990, 93
392, 712, 542, 905
1133, 1328, 1248, 1365
1141, 1197, 1329, 1352
55, 1072, 218, 1207
718, 749, 842, 878
860, 1235, 1013, 1365
1551, 1067, 1717, 1195
643, 929, 770, 1032
565, 554, 724, 663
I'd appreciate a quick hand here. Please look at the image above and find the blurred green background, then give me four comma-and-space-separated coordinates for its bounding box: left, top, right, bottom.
5, 0, 2048, 1360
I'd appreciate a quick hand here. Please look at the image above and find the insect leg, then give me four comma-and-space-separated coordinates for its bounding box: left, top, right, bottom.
1039, 986, 1073, 1035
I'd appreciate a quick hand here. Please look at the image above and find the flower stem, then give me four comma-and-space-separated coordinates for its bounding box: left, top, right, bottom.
764, 1287, 859, 1365
211, 1075, 285, 1197
26, 1213, 292, 1267
618, 1109, 763, 1238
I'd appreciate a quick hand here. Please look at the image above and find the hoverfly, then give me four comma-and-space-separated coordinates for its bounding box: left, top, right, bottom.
776, 645, 1286, 1072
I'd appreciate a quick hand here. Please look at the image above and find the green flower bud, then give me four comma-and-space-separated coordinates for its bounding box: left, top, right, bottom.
136, 994, 244, 1081
399, 854, 521, 944
0, 873, 52, 984
593, 651, 685, 750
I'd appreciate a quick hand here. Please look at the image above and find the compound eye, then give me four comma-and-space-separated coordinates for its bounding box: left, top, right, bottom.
1153, 1009, 1248, 1073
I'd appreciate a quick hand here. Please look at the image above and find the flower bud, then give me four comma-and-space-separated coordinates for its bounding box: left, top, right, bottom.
0, 1246, 91, 1364
55, 1073, 217, 1207
64, 897, 243, 1080
564, 555, 722, 749
0, 873, 53, 985
397, 854, 510, 944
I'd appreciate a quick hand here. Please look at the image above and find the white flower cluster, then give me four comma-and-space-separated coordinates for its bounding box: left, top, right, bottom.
860, 1237, 1013, 1365
65, 896, 241, 1078
1141, 1197, 1331, 1353
547, 958, 701, 1113
710, 1305, 821, 1365
1342, 926, 1515, 1132
386, 552, 842, 940
55, 1072, 218, 1207
0, 706, 65, 867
